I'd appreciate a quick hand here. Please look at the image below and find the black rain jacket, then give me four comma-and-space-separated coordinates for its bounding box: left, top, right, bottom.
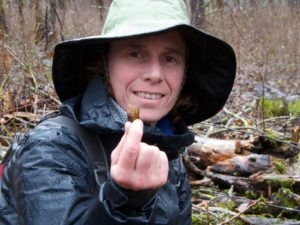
0, 79, 194, 225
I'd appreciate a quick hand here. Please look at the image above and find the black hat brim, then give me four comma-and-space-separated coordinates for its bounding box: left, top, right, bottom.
52, 25, 236, 125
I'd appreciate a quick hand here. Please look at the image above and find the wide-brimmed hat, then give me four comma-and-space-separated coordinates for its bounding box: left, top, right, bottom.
52, 0, 236, 125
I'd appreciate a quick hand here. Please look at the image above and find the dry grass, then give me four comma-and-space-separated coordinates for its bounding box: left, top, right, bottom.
204, 2, 299, 78
0, 1, 109, 116
200, 2, 300, 129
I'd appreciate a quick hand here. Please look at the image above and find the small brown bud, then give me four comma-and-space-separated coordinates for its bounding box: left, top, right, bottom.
128, 104, 139, 122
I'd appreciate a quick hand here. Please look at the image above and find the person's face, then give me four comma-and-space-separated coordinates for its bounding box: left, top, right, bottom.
108, 31, 186, 125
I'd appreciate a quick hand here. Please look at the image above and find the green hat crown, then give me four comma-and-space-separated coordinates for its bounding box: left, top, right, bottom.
101, 0, 190, 37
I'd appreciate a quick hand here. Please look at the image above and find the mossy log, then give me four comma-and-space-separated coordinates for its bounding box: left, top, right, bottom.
205, 171, 300, 195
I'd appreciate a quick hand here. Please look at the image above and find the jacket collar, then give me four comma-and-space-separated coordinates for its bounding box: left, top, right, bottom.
60, 78, 195, 153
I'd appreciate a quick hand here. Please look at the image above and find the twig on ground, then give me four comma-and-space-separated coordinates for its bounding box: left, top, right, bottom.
217, 198, 263, 225
0, 40, 26, 68
223, 107, 249, 127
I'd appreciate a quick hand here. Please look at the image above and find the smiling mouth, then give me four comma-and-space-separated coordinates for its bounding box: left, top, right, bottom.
134, 91, 163, 100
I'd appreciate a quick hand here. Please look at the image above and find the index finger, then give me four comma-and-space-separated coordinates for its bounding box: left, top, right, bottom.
117, 119, 144, 171
111, 121, 131, 165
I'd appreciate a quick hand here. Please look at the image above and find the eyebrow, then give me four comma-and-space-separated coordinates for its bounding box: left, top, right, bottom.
165, 47, 186, 58
120, 42, 185, 58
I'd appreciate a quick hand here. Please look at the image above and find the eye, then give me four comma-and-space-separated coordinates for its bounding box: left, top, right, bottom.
162, 54, 180, 66
127, 50, 148, 62
129, 51, 142, 58
165, 55, 177, 63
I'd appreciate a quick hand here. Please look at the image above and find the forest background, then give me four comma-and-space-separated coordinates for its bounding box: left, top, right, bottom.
0, 0, 300, 224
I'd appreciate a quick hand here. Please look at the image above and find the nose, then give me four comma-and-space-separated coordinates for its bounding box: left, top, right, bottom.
142, 60, 163, 84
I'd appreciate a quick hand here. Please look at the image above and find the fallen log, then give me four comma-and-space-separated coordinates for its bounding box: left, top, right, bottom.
251, 135, 299, 158
209, 154, 271, 176
187, 136, 299, 171
205, 170, 300, 195
188, 137, 253, 166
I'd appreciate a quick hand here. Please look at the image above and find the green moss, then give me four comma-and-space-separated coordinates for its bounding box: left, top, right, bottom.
247, 202, 267, 214
266, 176, 295, 189
192, 212, 218, 225
192, 212, 246, 225
245, 190, 259, 200
259, 98, 287, 117
229, 219, 246, 225
275, 188, 298, 209
191, 213, 206, 225
273, 160, 286, 174
259, 98, 300, 118
215, 200, 237, 211
288, 99, 300, 116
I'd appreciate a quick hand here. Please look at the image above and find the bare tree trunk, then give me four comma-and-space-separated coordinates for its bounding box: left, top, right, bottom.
34, 0, 44, 45
189, 0, 205, 28
95, 0, 104, 20
45, 0, 60, 50
288, 0, 300, 8
212, 0, 224, 9
289, 1, 300, 76
17, 0, 24, 24
51, 0, 64, 42
0, 0, 8, 37
57, 0, 67, 37
49, 0, 57, 31
95, 0, 112, 21
34, 0, 62, 50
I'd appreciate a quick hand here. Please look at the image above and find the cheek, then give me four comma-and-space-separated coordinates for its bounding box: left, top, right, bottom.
169, 72, 185, 94
108, 64, 133, 109
108, 54, 136, 85
109, 61, 127, 93
109, 72, 127, 98
109, 73, 121, 91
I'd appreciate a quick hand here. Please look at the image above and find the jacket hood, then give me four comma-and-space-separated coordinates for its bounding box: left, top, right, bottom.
52, 0, 236, 125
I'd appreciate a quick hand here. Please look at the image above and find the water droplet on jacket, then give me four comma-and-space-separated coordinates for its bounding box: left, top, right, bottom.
68, 162, 74, 169
52, 153, 58, 160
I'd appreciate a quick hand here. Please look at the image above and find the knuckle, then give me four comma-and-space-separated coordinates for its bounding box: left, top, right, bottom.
123, 144, 140, 158
151, 145, 160, 152
115, 176, 131, 187
134, 178, 147, 190
160, 151, 168, 161
112, 168, 129, 184
127, 145, 139, 154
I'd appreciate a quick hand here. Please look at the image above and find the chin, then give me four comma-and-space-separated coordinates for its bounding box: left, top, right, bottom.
141, 118, 157, 126
140, 114, 163, 126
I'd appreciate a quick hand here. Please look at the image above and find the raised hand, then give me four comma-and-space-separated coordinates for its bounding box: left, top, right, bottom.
110, 119, 169, 191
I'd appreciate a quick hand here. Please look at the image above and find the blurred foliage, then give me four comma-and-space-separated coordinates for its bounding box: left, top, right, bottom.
288, 99, 300, 116
259, 98, 300, 118
259, 99, 287, 117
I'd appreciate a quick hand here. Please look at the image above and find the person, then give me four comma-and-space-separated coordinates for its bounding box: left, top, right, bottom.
0, 0, 236, 224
